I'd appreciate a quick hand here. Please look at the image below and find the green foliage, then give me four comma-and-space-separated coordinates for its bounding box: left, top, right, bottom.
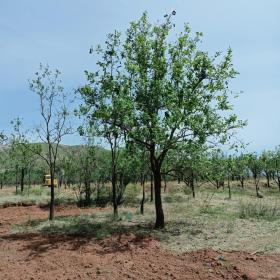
78, 11, 245, 227
21, 185, 45, 196
123, 183, 140, 204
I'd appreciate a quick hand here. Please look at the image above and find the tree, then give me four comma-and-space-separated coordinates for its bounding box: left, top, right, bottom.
206, 150, 227, 190
0, 132, 8, 189
9, 118, 38, 193
128, 146, 149, 214
170, 144, 206, 198
0, 149, 8, 189
260, 150, 274, 188
29, 64, 72, 220
79, 12, 245, 228
272, 147, 280, 190
226, 155, 234, 199
248, 153, 263, 197
74, 139, 96, 207
233, 153, 249, 189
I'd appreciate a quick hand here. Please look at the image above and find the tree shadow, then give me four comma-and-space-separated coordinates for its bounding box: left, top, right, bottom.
2, 217, 158, 259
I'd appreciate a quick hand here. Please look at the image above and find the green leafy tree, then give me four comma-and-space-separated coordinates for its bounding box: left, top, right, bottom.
260, 150, 274, 188
79, 12, 245, 228
272, 147, 280, 190
9, 118, 39, 193
74, 139, 96, 207
170, 144, 207, 198
248, 153, 263, 197
206, 150, 227, 190
0, 149, 8, 189
233, 153, 249, 189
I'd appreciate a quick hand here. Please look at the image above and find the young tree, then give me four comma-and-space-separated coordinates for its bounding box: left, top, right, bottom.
207, 150, 227, 190
248, 153, 263, 197
75, 140, 96, 207
234, 153, 249, 189
79, 12, 245, 228
272, 147, 280, 190
226, 155, 234, 199
29, 64, 72, 220
170, 144, 206, 198
260, 150, 274, 188
0, 132, 8, 189
0, 149, 8, 189
9, 118, 38, 193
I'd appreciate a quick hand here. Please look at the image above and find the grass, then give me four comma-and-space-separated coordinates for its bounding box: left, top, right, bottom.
4, 179, 280, 254
238, 200, 280, 221
0, 185, 76, 208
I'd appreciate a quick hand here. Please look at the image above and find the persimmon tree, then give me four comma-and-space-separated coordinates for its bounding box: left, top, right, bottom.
79, 12, 244, 228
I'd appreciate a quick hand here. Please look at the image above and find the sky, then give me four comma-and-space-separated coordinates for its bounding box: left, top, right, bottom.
0, 0, 279, 151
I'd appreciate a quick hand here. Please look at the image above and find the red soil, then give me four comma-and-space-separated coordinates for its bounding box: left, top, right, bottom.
1, 206, 280, 280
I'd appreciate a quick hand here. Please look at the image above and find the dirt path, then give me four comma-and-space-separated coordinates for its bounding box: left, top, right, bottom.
1, 206, 280, 280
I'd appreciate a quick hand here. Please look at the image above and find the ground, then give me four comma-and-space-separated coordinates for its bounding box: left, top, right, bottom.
1, 182, 280, 279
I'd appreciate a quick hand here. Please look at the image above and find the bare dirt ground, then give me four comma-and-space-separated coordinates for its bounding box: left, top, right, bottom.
1, 206, 280, 279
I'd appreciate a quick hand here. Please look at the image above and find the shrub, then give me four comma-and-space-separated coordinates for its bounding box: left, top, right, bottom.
123, 183, 140, 205
21, 185, 46, 196
183, 187, 193, 196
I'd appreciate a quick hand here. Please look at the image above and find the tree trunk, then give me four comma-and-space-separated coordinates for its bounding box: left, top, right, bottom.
140, 176, 145, 215
266, 173, 270, 188
96, 181, 100, 203
85, 180, 91, 207
228, 177, 231, 199
20, 168, 25, 193
190, 176, 195, 198
49, 167, 55, 221
112, 170, 118, 218
153, 167, 164, 228
15, 166, 19, 194
254, 176, 259, 197
163, 175, 167, 193
150, 174, 154, 202
240, 177, 244, 189
216, 180, 219, 189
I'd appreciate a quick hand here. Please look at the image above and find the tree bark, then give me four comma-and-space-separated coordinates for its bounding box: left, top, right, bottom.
15, 166, 19, 194
112, 170, 118, 218
163, 175, 167, 193
240, 177, 244, 189
96, 181, 100, 203
153, 167, 164, 228
49, 167, 55, 221
150, 174, 154, 202
190, 175, 195, 198
140, 175, 145, 215
228, 177, 231, 199
254, 176, 260, 197
266, 173, 270, 188
20, 168, 25, 193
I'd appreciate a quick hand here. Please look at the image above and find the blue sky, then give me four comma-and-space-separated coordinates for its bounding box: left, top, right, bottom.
0, 0, 279, 151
